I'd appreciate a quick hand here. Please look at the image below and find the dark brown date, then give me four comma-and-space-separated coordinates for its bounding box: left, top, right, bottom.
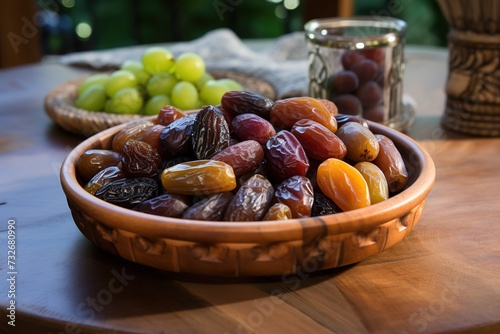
121, 140, 161, 178
84, 166, 125, 195
95, 178, 158, 208
223, 174, 274, 221
76, 149, 122, 182
311, 192, 342, 216
159, 114, 195, 157
182, 192, 234, 221
191, 105, 230, 159
133, 193, 191, 218
221, 91, 274, 119
265, 130, 309, 182
335, 113, 369, 129
291, 119, 347, 161
231, 113, 276, 145
275, 175, 314, 218
211, 140, 264, 177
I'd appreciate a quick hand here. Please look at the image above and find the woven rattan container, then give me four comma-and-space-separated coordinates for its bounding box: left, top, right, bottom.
437, 0, 500, 137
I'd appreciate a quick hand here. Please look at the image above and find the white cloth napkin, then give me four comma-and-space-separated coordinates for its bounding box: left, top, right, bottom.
55, 28, 309, 99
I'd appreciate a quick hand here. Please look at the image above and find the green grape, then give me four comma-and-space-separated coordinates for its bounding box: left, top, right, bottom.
144, 94, 171, 115
104, 99, 113, 112
78, 74, 109, 95
142, 47, 175, 75
174, 52, 205, 83
105, 70, 137, 97
200, 80, 230, 105
195, 99, 204, 109
146, 72, 178, 96
195, 71, 214, 90
217, 78, 243, 91
75, 84, 107, 111
109, 87, 143, 114
121, 60, 151, 85
170, 81, 199, 110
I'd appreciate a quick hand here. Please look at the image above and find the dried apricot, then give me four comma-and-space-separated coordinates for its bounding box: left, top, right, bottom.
316, 158, 370, 212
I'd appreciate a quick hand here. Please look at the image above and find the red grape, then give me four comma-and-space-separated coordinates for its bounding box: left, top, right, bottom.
331, 94, 362, 116
331, 70, 359, 94
350, 59, 379, 84
356, 81, 383, 108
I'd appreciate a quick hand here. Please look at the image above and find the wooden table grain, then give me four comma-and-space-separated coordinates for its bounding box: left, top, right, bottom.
1, 46, 500, 334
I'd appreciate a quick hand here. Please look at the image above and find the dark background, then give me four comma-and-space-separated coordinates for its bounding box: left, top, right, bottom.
0, 0, 448, 67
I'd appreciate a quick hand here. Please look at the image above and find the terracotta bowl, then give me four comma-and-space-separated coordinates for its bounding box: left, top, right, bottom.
60, 114, 435, 277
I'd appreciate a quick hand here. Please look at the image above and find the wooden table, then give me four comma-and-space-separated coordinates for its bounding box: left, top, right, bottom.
1, 46, 499, 334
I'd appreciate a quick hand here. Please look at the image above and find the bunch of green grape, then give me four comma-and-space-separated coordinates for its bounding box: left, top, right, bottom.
75, 47, 243, 115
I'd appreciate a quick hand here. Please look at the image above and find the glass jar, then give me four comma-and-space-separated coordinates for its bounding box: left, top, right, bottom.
305, 17, 410, 131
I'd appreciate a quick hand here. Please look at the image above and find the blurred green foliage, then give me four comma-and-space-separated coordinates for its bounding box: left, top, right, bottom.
42, 0, 448, 55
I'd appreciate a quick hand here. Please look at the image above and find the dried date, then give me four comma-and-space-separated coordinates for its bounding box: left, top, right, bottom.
182, 192, 234, 221
161, 160, 236, 195
121, 140, 161, 178
76, 149, 122, 182
112, 120, 155, 153
263, 203, 292, 220
311, 192, 342, 216
84, 166, 125, 195
139, 124, 166, 158
159, 114, 195, 157
231, 113, 276, 145
372, 134, 408, 193
133, 193, 191, 218
223, 174, 274, 221
270, 97, 337, 132
274, 175, 314, 218
155, 105, 187, 126
291, 119, 347, 161
335, 114, 369, 129
265, 130, 309, 182
335, 121, 379, 162
221, 91, 274, 119
95, 177, 158, 208
191, 105, 230, 159
211, 140, 264, 177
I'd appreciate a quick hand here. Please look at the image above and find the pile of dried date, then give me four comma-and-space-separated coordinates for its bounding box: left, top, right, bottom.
76, 91, 409, 221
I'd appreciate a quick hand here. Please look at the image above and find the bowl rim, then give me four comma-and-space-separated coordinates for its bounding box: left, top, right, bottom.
60, 113, 435, 244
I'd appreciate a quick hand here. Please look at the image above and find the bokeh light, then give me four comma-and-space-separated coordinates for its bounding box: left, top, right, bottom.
76, 22, 92, 39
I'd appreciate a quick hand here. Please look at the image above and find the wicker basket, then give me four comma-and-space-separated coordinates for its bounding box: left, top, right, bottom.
44, 71, 276, 137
